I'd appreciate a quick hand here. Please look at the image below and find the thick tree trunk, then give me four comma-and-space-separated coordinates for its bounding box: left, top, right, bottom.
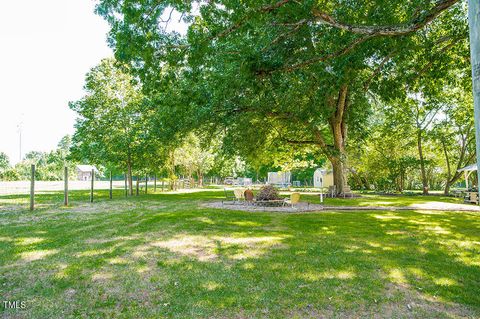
328, 85, 349, 195
127, 159, 133, 196
444, 172, 463, 195
288, 84, 349, 195
444, 181, 452, 196
399, 171, 405, 192
331, 157, 347, 194
417, 130, 429, 194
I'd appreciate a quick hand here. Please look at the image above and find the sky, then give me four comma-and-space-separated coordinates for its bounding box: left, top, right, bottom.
0, 0, 112, 164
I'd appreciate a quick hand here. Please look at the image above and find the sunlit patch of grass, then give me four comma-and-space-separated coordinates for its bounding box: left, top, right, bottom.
372, 213, 404, 220
92, 272, 114, 281
424, 225, 451, 234
191, 216, 216, 224
150, 234, 287, 262
135, 265, 151, 274
76, 248, 113, 257
387, 268, 407, 284
434, 277, 458, 286
228, 220, 263, 227
20, 249, 58, 262
202, 281, 223, 291
15, 237, 45, 246
300, 269, 356, 281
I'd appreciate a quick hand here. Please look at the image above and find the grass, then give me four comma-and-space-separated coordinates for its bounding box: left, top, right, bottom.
1, 189, 479, 318
305, 193, 465, 207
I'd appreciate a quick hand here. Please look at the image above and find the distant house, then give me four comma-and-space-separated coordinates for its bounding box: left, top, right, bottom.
76, 165, 98, 181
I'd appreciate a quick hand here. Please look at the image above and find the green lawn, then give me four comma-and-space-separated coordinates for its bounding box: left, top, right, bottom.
1, 190, 479, 318
303, 192, 465, 207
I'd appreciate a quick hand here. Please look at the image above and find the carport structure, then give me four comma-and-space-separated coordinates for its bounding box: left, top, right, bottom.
458, 163, 477, 189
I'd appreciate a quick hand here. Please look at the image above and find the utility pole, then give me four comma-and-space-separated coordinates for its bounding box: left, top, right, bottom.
468, 0, 480, 202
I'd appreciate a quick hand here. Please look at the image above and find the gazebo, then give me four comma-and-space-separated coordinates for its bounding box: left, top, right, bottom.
457, 163, 477, 189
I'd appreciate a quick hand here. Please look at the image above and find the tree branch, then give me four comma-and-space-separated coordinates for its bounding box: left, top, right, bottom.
263, 19, 308, 51
266, 35, 373, 73
284, 139, 318, 145
312, 0, 459, 36
261, 0, 292, 13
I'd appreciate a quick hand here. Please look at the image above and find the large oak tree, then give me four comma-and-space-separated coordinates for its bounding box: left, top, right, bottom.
97, 0, 468, 194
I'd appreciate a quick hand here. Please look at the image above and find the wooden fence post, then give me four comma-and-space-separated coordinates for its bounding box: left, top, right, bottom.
109, 171, 113, 199
30, 164, 35, 211
64, 166, 68, 206
90, 169, 94, 203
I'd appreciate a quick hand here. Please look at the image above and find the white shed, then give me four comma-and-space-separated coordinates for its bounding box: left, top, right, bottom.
76, 165, 98, 181
313, 168, 334, 188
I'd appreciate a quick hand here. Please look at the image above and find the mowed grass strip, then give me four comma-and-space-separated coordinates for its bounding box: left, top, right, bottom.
1, 190, 479, 318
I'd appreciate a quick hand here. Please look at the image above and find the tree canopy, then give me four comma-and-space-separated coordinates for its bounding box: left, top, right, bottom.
94, 0, 471, 194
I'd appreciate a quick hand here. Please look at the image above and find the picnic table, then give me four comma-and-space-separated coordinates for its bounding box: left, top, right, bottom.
452, 189, 465, 198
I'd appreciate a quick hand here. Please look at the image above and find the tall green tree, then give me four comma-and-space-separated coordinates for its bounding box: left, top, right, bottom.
70, 58, 147, 195
97, 0, 469, 194
383, 94, 444, 194
433, 88, 476, 194
173, 133, 215, 186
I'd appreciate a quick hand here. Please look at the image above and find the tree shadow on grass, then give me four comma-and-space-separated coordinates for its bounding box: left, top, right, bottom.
1, 194, 480, 318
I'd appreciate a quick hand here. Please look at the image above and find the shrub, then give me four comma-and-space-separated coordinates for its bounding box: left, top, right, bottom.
256, 185, 280, 201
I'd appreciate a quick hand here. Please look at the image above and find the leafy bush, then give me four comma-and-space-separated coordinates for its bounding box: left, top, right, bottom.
256, 185, 280, 201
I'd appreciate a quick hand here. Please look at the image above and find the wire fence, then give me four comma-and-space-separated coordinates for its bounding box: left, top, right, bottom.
0, 180, 125, 196
0, 165, 178, 210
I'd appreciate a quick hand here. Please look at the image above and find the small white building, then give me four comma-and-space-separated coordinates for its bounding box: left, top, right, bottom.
76, 165, 98, 181
267, 171, 291, 187
313, 168, 334, 188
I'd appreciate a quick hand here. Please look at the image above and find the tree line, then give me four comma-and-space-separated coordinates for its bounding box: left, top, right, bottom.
0, 136, 75, 181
